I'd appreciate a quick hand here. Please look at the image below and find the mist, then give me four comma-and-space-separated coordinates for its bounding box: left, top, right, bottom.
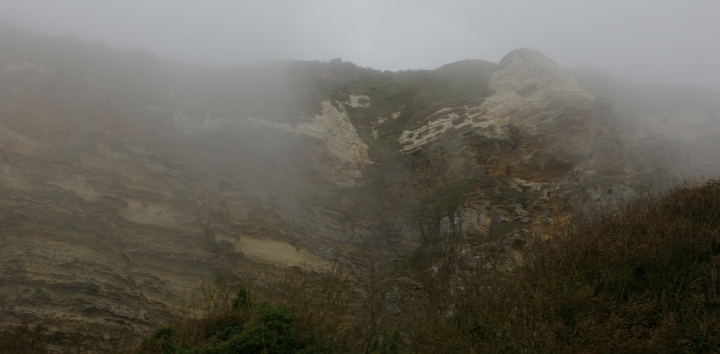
4, 0, 720, 351
1, 0, 719, 90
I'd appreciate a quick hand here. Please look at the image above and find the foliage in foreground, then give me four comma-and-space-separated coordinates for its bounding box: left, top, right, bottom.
405, 179, 720, 353
141, 296, 305, 354
3, 180, 720, 353
135, 269, 362, 354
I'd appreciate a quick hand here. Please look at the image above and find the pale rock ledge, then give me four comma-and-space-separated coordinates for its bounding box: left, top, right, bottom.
173, 100, 370, 186
481, 48, 594, 124
300, 100, 371, 186
399, 48, 595, 151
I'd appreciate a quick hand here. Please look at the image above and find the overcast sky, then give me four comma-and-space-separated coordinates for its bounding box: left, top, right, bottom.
1, 0, 719, 90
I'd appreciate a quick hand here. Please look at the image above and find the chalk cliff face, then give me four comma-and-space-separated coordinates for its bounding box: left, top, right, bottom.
398, 48, 626, 182
400, 48, 595, 150
1, 25, 718, 334
478, 48, 595, 122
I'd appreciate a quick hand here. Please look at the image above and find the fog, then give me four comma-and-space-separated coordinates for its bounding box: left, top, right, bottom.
2, 1, 720, 349
1, 0, 719, 90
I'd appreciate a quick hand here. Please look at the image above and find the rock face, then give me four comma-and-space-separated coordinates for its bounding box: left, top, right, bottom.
399, 49, 595, 150
399, 48, 627, 184
480, 48, 595, 123
297, 100, 371, 186
1, 24, 718, 335
178, 99, 370, 187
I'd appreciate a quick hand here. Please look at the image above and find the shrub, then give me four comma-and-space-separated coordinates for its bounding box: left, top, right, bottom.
404, 179, 720, 353
137, 287, 330, 354
0, 321, 50, 354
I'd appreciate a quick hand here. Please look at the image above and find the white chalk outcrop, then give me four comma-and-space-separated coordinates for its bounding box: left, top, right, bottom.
482, 48, 594, 124
172, 99, 370, 186
299, 100, 371, 186
399, 48, 595, 151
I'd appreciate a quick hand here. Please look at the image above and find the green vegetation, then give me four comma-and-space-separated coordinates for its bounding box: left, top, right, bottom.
141, 293, 306, 354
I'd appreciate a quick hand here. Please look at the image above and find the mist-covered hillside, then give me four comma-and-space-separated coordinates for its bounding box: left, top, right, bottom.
1, 21, 720, 350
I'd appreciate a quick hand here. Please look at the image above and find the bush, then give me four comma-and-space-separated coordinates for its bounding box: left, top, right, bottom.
0, 321, 50, 354
138, 287, 330, 354
215, 305, 297, 354
404, 179, 720, 353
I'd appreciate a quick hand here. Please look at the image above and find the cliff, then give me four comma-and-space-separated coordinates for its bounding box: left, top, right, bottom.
1, 24, 718, 335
